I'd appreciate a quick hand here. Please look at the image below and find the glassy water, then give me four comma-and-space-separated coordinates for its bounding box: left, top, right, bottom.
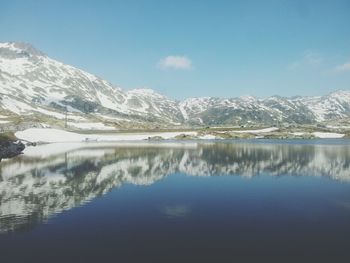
0, 140, 350, 262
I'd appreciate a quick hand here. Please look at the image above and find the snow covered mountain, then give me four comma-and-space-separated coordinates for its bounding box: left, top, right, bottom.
0, 42, 349, 129
179, 91, 350, 126
0, 42, 183, 129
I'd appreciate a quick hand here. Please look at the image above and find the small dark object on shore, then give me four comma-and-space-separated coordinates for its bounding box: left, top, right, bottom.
147, 136, 164, 141
0, 141, 25, 161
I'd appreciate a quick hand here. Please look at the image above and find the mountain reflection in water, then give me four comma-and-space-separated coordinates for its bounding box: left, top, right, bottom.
0, 140, 349, 233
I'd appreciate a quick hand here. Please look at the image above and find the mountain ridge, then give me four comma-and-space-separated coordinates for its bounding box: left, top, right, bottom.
0, 42, 349, 130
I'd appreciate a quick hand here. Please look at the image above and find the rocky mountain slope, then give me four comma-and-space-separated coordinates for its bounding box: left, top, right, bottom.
179, 91, 350, 126
0, 42, 349, 130
0, 42, 183, 129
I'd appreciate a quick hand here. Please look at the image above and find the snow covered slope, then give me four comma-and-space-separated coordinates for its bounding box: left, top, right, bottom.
0, 42, 184, 129
179, 91, 350, 126
0, 42, 349, 129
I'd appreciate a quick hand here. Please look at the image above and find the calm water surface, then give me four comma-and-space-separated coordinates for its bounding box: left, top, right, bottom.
0, 140, 350, 262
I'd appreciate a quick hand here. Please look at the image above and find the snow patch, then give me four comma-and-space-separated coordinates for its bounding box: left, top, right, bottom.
198, 134, 217, 139
232, 127, 279, 133
327, 125, 350, 129
312, 132, 345, 138
68, 122, 115, 130
15, 128, 197, 143
291, 132, 305, 136
179, 103, 189, 120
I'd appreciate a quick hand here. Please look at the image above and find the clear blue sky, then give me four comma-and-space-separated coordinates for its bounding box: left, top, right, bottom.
1, 0, 350, 99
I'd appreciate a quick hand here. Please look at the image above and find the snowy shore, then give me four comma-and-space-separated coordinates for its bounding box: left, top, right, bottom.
15, 128, 198, 143
14, 127, 346, 144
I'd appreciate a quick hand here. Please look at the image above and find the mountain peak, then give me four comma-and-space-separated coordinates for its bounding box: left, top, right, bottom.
0, 41, 46, 57
238, 95, 257, 102
328, 89, 350, 97
128, 88, 164, 97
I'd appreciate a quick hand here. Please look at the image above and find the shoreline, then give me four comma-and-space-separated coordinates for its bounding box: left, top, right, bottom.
14, 127, 348, 144
1, 129, 349, 161
4, 138, 350, 161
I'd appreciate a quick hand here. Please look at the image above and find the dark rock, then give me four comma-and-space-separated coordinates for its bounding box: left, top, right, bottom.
0, 141, 25, 161
147, 136, 164, 141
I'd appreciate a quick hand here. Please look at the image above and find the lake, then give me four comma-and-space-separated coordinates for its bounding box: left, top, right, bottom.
0, 139, 350, 262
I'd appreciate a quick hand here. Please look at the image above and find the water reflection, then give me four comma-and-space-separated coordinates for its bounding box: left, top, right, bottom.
0, 141, 349, 233
161, 205, 191, 218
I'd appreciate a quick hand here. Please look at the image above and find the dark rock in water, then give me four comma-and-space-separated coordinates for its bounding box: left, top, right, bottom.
0, 141, 25, 161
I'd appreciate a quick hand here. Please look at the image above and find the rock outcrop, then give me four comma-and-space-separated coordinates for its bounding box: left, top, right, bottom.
0, 141, 25, 161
